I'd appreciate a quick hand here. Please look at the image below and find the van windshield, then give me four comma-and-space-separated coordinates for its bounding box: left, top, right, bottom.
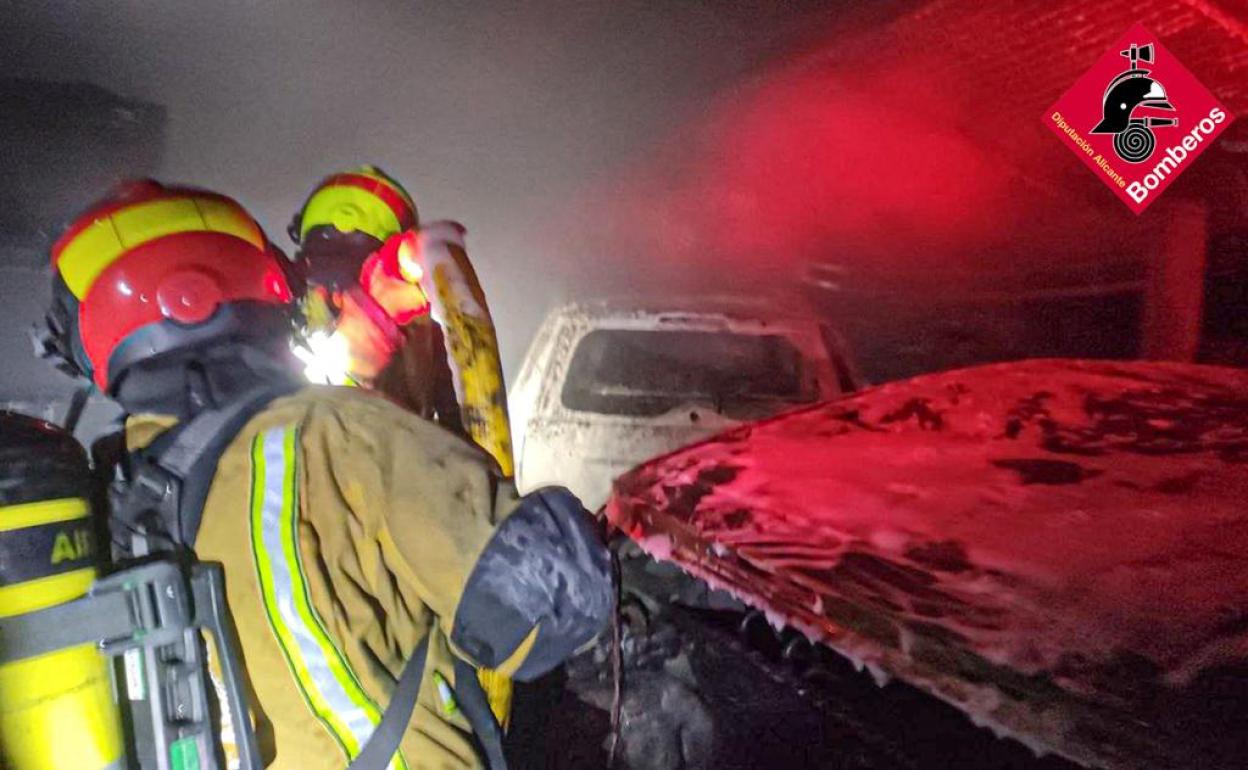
561, 328, 812, 417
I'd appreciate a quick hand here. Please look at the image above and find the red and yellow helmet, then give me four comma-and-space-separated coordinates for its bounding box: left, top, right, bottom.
46, 180, 293, 391
289, 165, 417, 245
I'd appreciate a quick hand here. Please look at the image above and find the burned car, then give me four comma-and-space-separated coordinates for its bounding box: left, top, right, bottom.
606, 359, 1248, 770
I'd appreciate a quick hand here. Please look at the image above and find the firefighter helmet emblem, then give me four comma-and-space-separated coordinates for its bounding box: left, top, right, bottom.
1090, 43, 1177, 163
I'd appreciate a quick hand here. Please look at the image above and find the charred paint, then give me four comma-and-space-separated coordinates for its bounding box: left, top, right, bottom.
815, 593, 903, 649
700, 465, 741, 486
991, 458, 1103, 485
1219, 448, 1248, 464
839, 552, 938, 590
945, 382, 970, 405
832, 407, 886, 433
1052, 649, 1163, 704
1003, 418, 1024, 440
721, 508, 752, 528
1153, 472, 1203, 495
660, 464, 741, 516
1001, 391, 1058, 440
905, 540, 973, 574
1208, 610, 1248, 638
906, 619, 969, 647
879, 397, 944, 431
1037, 390, 1248, 458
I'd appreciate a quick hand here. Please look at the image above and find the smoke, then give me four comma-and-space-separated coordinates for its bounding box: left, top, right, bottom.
0, 0, 845, 377
551, 28, 1095, 300
5, 0, 1225, 392
570, 59, 1015, 283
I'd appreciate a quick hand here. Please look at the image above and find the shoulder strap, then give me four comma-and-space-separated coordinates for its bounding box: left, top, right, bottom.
345, 638, 429, 770
344, 643, 507, 770
452, 658, 509, 770
113, 383, 299, 552
0, 590, 135, 663
161, 384, 298, 545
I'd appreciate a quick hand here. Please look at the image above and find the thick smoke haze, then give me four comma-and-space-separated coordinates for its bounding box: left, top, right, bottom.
0, 0, 850, 375
2, 0, 1243, 403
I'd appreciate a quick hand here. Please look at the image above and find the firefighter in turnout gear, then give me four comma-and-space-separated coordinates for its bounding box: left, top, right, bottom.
288, 167, 463, 432
290, 170, 522, 721
36, 181, 613, 770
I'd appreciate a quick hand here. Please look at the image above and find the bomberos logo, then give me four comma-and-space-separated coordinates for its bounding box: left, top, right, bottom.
1044, 23, 1233, 214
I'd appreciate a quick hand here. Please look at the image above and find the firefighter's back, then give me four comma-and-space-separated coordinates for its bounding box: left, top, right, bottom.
191, 386, 504, 769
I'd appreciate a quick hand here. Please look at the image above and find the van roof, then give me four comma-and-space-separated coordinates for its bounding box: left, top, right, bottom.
551, 293, 821, 326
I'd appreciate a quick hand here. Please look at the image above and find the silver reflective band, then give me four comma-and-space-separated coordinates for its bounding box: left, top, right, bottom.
250, 426, 404, 769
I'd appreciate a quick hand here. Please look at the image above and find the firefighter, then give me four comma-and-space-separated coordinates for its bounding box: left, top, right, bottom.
39, 180, 612, 770
291, 169, 520, 719
288, 167, 463, 432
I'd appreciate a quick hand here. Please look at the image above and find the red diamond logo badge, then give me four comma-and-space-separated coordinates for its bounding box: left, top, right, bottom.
1044, 23, 1234, 214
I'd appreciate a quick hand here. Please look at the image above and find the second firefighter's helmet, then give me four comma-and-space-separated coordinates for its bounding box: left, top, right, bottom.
289, 166, 416, 245
41, 180, 295, 393
288, 166, 417, 291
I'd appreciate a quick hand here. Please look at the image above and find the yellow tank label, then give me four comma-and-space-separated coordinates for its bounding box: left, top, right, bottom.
0, 499, 94, 601
51, 529, 93, 565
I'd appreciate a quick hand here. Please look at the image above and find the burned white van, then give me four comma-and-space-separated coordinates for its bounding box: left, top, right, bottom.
510, 298, 860, 509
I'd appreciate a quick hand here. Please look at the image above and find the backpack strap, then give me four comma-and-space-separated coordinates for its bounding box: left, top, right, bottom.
339, 644, 507, 770
344, 638, 430, 770
452, 658, 509, 770
112, 383, 300, 554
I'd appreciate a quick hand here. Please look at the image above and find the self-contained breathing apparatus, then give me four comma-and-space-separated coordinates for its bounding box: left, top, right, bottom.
0, 381, 478, 770
0, 412, 124, 770
0, 394, 284, 770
